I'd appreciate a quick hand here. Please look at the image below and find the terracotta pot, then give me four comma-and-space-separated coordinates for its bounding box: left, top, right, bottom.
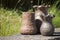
20, 12, 37, 35
40, 14, 55, 36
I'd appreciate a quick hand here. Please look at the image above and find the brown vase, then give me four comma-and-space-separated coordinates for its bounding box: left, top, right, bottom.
33, 5, 49, 34
40, 14, 55, 36
20, 12, 37, 35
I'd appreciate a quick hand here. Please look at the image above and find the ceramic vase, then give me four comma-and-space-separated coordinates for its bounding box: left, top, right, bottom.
40, 14, 55, 36
20, 12, 37, 35
33, 5, 49, 34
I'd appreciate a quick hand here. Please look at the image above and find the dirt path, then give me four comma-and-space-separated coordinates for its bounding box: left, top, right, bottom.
0, 28, 60, 40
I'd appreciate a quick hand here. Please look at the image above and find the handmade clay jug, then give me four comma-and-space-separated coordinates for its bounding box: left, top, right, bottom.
33, 5, 49, 34
40, 14, 55, 36
20, 12, 37, 35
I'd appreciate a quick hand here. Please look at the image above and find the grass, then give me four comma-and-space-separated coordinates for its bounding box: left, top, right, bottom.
48, 3, 60, 28
53, 17, 60, 28
0, 8, 22, 36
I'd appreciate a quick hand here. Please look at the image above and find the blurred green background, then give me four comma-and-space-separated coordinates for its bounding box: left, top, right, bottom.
0, 0, 60, 36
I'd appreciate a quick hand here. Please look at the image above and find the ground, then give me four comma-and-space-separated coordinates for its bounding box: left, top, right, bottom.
0, 28, 60, 40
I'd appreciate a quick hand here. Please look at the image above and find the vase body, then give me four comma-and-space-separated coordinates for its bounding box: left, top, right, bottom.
40, 21, 54, 36
20, 12, 37, 35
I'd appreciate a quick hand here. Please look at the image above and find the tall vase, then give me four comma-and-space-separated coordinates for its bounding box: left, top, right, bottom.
20, 12, 37, 35
33, 5, 48, 34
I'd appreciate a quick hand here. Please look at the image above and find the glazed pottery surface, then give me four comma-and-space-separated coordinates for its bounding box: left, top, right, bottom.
40, 14, 55, 36
33, 5, 48, 34
40, 21, 54, 36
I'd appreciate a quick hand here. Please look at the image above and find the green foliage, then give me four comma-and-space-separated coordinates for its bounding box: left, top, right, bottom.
0, 8, 22, 36
48, 0, 60, 28
53, 17, 60, 28
48, 0, 60, 15
0, 0, 60, 11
